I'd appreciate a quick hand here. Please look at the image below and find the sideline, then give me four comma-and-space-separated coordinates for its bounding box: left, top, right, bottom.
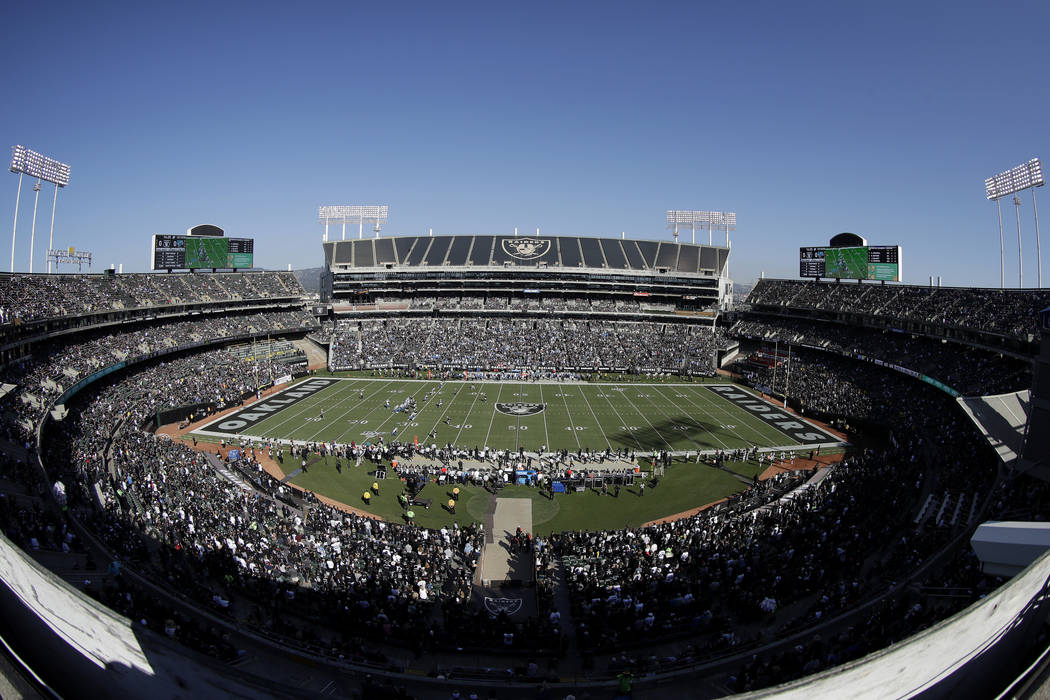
642, 451, 845, 527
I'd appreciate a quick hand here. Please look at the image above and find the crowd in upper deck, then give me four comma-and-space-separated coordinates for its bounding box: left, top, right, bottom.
746, 278, 1050, 340
0, 271, 300, 325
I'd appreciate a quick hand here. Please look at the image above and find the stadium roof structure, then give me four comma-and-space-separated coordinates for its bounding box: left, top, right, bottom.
322, 233, 730, 277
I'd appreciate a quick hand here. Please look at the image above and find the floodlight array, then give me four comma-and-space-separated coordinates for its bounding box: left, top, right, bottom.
985, 158, 1044, 200
666, 210, 736, 227
9, 145, 70, 187
319, 205, 389, 222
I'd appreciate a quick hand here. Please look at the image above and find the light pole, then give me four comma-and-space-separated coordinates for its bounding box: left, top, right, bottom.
8, 145, 70, 273
996, 198, 1005, 288
1033, 185, 1043, 287
29, 179, 41, 273
1015, 195, 1024, 287
667, 210, 736, 248
9, 171, 22, 273
319, 205, 388, 243
986, 158, 1044, 289
47, 183, 59, 273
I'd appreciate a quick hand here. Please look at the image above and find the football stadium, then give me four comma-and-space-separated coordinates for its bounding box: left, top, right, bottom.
1, 209, 1050, 700
4, 6, 1050, 700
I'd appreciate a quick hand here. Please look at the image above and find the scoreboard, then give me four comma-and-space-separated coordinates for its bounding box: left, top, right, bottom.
152, 235, 254, 270
799, 245, 901, 282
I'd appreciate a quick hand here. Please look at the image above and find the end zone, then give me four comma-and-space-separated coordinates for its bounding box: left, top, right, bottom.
706, 385, 841, 445
195, 378, 338, 437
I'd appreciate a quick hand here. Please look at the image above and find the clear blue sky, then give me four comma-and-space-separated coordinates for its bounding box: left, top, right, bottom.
1, 1, 1048, 287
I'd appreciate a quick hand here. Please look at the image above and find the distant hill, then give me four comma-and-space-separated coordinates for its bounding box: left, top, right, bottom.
293, 267, 323, 294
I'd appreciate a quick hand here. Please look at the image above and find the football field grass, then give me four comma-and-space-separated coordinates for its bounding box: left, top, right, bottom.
278, 452, 756, 535
194, 377, 835, 454
188, 377, 840, 532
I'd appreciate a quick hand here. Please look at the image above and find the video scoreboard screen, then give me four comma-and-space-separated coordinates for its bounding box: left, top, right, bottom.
152, 235, 254, 269
799, 245, 901, 281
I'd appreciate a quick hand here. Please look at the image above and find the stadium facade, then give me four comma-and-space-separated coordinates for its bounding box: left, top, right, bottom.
321, 233, 733, 316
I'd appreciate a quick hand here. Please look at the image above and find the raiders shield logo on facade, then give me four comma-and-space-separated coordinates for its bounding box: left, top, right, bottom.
495, 402, 546, 416
484, 596, 524, 615
501, 237, 551, 260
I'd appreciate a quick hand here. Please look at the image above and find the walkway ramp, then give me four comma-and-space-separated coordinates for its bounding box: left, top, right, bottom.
473, 497, 536, 619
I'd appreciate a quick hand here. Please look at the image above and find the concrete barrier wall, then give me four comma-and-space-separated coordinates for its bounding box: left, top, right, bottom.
0, 533, 296, 699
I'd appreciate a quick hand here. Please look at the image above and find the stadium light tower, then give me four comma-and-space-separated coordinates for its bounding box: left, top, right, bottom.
9, 145, 70, 273
318, 205, 389, 242
986, 158, 1044, 288
666, 210, 736, 246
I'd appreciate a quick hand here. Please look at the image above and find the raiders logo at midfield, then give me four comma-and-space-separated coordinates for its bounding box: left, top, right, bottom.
495, 402, 546, 416
484, 596, 524, 615
501, 237, 551, 260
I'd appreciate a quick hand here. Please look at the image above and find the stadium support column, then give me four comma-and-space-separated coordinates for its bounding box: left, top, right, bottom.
1034, 186, 1042, 288
46, 183, 58, 274
28, 178, 41, 273
1015, 195, 1024, 288
997, 198, 1005, 289
10, 171, 22, 273
725, 229, 731, 283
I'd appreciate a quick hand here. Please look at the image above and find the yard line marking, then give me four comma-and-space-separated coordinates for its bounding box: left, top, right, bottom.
259, 377, 362, 439
483, 383, 507, 448
557, 385, 584, 449
537, 384, 552, 449
307, 378, 400, 442
579, 385, 625, 450
328, 379, 399, 443
649, 384, 733, 449
654, 384, 739, 449
635, 389, 704, 450
421, 382, 465, 442
329, 379, 420, 444
379, 380, 445, 440
515, 380, 524, 451
678, 384, 786, 446
616, 386, 675, 450
452, 383, 484, 446
326, 379, 432, 444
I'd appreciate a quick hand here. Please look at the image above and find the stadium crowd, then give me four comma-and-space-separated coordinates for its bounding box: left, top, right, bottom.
747, 278, 1050, 341
541, 352, 1002, 687
331, 318, 730, 374
397, 295, 682, 314
731, 317, 1031, 396
0, 266, 1046, 696
44, 349, 484, 653
0, 270, 300, 325
0, 309, 316, 440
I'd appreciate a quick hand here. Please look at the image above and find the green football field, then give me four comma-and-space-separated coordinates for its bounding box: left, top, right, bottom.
193, 377, 837, 454
276, 455, 763, 535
